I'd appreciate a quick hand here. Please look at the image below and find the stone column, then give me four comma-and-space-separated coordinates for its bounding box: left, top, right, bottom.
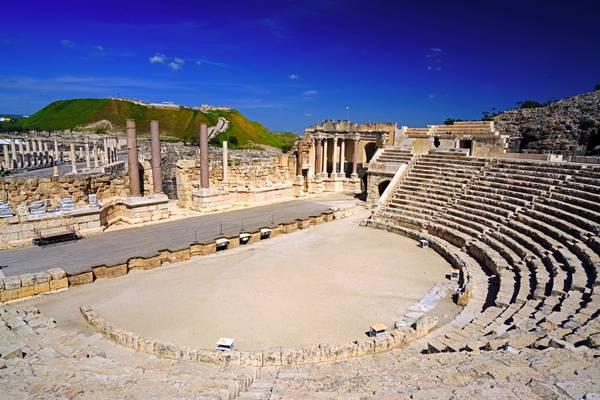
24, 140, 31, 167
93, 144, 99, 168
85, 141, 91, 168
127, 120, 141, 196
3, 144, 10, 170
103, 138, 109, 164
53, 140, 58, 163
322, 138, 328, 176
222, 140, 228, 182
315, 138, 322, 177
332, 137, 338, 178
340, 139, 346, 177
70, 143, 78, 174
18, 140, 24, 168
296, 150, 302, 177
31, 140, 38, 166
351, 138, 359, 178
199, 124, 209, 189
43, 142, 49, 165
10, 140, 17, 169
150, 120, 163, 194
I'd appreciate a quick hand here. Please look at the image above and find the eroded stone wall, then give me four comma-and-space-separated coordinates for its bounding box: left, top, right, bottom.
176, 158, 293, 208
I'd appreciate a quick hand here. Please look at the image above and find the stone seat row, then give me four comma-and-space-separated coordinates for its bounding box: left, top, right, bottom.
373, 152, 600, 353
0, 307, 257, 399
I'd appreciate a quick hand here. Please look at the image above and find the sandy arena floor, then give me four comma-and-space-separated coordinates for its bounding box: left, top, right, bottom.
24, 211, 453, 350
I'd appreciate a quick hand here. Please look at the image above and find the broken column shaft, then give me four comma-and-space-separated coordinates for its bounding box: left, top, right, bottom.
150, 120, 163, 194
199, 124, 209, 189
127, 119, 141, 196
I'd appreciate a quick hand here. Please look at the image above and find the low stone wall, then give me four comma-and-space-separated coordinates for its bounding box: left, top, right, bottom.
0, 268, 69, 303
176, 159, 293, 208
101, 196, 170, 226
79, 305, 437, 366
0, 207, 102, 249
0, 205, 362, 304
0, 165, 130, 210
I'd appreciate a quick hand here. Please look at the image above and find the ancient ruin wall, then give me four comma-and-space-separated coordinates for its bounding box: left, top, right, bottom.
176, 158, 293, 208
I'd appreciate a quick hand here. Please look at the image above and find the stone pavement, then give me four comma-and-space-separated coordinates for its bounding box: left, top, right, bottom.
0, 196, 357, 277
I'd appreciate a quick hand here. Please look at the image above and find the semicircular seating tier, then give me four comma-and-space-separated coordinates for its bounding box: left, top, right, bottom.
370, 151, 600, 353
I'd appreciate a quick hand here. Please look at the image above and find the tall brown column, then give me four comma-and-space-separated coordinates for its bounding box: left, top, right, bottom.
351, 138, 359, 178
315, 139, 322, 176
199, 123, 209, 189
296, 150, 302, 176
150, 120, 163, 194
127, 119, 141, 196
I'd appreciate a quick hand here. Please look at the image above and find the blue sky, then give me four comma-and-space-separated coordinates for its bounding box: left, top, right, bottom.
1, 0, 599, 133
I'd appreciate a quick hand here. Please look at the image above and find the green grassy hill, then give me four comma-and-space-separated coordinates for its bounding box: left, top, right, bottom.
9, 98, 297, 150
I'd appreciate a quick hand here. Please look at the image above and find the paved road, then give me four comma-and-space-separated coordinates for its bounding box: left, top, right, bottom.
0, 198, 349, 277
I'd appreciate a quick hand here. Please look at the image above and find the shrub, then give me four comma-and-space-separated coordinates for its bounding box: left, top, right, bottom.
517, 100, 543, 109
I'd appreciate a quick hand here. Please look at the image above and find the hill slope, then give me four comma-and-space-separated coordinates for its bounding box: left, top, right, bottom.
10, 98, 297, 150
494, 90, 600, 154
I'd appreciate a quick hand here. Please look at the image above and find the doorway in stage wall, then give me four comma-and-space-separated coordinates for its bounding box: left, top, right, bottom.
378, 180, 391, 196
364, 142, 377, 162
459, 139, 472, 156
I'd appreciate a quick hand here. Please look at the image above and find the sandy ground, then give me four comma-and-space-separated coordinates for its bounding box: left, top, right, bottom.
23, 211, 454, 351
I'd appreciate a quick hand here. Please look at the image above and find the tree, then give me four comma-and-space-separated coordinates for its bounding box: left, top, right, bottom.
595, 84, 600, 91
517, 100, 543, 109
444, 118, 456, 125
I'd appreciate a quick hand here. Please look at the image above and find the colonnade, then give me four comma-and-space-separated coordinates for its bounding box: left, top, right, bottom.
310, 136, 360, 179
0, 137, 121, 174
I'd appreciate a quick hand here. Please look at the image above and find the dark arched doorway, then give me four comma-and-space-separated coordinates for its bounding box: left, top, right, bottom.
378, 180, 391, 196
364, 142, 377, 162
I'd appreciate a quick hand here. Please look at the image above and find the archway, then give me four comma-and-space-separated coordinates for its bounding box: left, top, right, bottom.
364, 142, 377, 162
433, 137, 441, 148
378, 180, 391, 196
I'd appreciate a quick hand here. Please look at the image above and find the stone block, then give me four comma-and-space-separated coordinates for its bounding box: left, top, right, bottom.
49, 277, 68, 291
0, 288, 19, 302
412, 315, 438, 337
68, 272, 94, 286
33, 282, 50, 295
3, 276, 21, 290
17, 285, 34, 299
227, 237, 240, 249
93, 264, 128, 279
311, 215, 324, 225
297, 218, 311, 229
33, 271, 50, 283
129, 255, 161, 270
239, 351, 262, 367
19, 273, 35, 287
249, 232, 261, 244
262, 350, 282, 366
47, 268, 66, 280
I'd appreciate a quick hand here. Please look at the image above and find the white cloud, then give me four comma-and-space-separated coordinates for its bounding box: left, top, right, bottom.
304, 113, 312, 117
94, 45, 104, 52
149, 53, 185, 71
149, 53, 167, 64
60, 39, 74, 48
428, 94, 436, 99
168, 61, 182, 71
289, 74, 299, 80
195, 58, 227, 68
302, 90, 318, 96
426, 47, 444, 72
